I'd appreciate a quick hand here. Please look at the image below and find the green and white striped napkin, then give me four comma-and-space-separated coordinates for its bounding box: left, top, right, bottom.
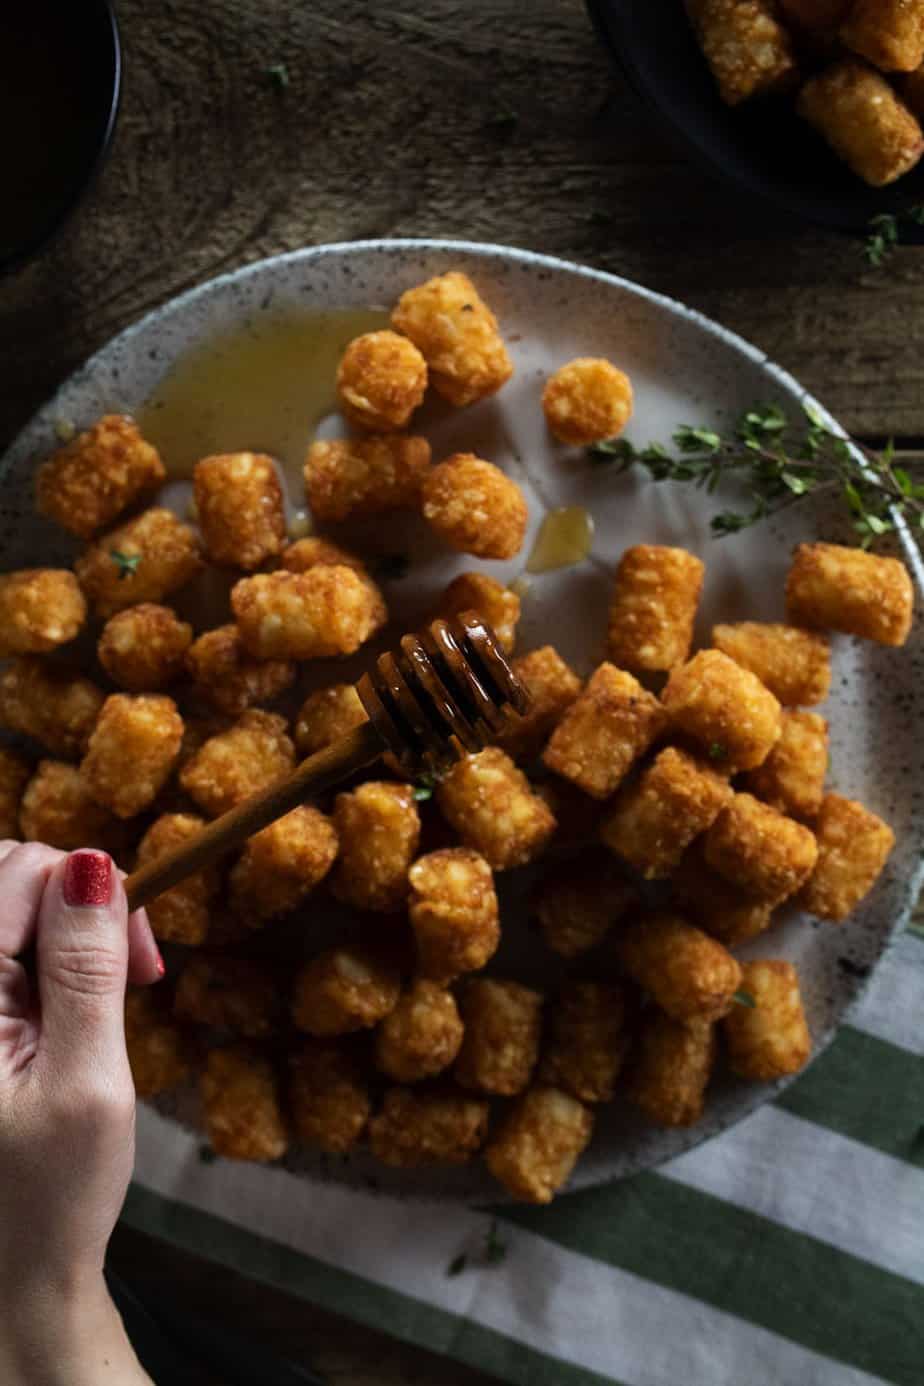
124, 927, 923, 1386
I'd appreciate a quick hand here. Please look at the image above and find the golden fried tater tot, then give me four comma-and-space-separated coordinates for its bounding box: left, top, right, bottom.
532, 850, 636, 957
485, 1086, 593, 1204
201, 1046, 289, 1162
453, 978, 543, 1096
294, 683, 368, 757
231, 567, 386, 660
607, 545, 704, 674
304, 435, 431, 521
280, 536, 367, 575
617, 913, 742, 1022
662, 649, 781, 772
742, 710, 828, 821
542, 357, 633, 446
689, 0, 797, 106
538, 982, 631, 1104
289, 1040, 371, 1153
81, 693, 183, 819
436, 747, 555, 870
0, 747, 30, 839
627, 1013, 717, 1127
174, 955, 280, 1038
724, 960, 811, 1079
185, 624, 295, 718
434, 572, 520, 653
374, 980, 464, 1083
801, 792, 895, 921
125, 988, 192, 1098
391, 271, 513, 407
798, 60, 924, 186
179, 709, 295, 818
0, 570, 86, 657
98, 603, 193, 691
671, 843, 775, 947
369, 1087, 489, 1168
543, 663, 665, 799
336, 330, 428, 432
193, 452, 287, 571
36, 414, 165, 540
19, 760, 114, 850
230, 806, 338, 924
0, 658, 104, 758
421, 453, 528, 560
292, 942, 401, 1037
704, 792, 818, 904
76, 508, 203, 619
712, 621, 831, 706
331, 782, 420, 912
841, 0, 924, 72
496, 645, 582, 761
785, 541, 914, 645
601, 747, 732, 879
135, 812, 219, 946
408, 847, 500, 984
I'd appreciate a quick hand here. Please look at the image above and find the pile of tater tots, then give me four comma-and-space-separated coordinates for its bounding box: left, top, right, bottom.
0, 268, 911, 1203
690, 0, 924, 188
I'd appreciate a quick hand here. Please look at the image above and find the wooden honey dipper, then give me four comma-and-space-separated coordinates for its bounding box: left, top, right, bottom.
124, 612, 530, 912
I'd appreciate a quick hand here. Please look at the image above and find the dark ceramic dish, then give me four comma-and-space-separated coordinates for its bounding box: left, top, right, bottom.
586, 0, 924, 239
0, 0, 121, 274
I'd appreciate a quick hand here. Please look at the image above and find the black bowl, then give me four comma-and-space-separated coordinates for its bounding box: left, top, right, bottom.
587, 0, 924, 238
0, 0, 121, 274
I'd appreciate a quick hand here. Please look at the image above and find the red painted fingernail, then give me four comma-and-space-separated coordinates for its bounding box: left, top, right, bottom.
155, 953, 166, 979
63, 851, 112, 907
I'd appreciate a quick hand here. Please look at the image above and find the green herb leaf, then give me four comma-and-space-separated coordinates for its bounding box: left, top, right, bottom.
447, 1253, 468, 1276
588, 438, 636, 467
110, 550, 141, 580
673, 425, 721, 455
413, 784, 433, 802
707, 742, 727, 761
265, 63, 290, 89
484, 1220, 507, 1265
733, 990, 757, 1008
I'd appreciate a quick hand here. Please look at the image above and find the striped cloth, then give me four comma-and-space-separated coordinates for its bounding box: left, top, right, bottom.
124, 926, 924, 1386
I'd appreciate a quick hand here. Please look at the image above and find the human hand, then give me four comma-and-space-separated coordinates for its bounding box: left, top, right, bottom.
0, 843, 161, 1385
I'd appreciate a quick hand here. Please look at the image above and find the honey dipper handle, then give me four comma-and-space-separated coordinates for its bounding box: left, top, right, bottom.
124, 720, 385, 913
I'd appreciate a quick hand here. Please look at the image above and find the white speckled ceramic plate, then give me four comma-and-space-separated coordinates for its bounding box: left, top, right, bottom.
4, 240, 923, 1200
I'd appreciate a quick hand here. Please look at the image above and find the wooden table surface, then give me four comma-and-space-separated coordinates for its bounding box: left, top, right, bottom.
3, 2, 922, 1382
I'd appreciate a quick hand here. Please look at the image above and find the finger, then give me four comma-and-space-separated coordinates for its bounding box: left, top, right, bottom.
127, 908, 164, 986
34, 851, 130, 1082
0, 843, 66, 958
0, 957, 39, 1079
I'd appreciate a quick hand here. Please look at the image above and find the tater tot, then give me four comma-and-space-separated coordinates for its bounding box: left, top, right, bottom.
538, 982, 631, 1103
369, 1087, 490, 1168
98, 604, 193, 691
289, 1041, 371, 1153
231, 567, 386, 661
724, 961, 811, 1079
627, 1013, 717, 1127
201, 1046, 289, 1162
742, 710, 828, 821
125, 988, 192, 1098
0, 569, 86, 657
193, 453, 286, 571
174, 955, 280, 1038
0, 658, 104, 758
601, 747, 732, 879
0, 747, 30, 838
607, 545, 704, 674
391, 271, 513, 407
712, 622, 830, 707
798, 60, 924, 186
543, 663, 665, 800
331, 782, 420, 912
454, 978, 543, 1096
76, 508, 203, 619
779, 0, 849, 32
616, 913, 742, 1021
485, 1086, 593, 1204
532, 851, 636, 957
786, 541, 913, 646
704, 792, 818, 904
436, 747, 555, 870
689, 0, 797, 105
841, 0, 924, 72
36, 414, 166, 540
542, 357, 633, 447
336, 330, 428, 431
374, 980, 464, 1082
408, 847, 499, 983
304, 435, 431, 522
135, 813, 219, 946
671, 844, 775, 947
662, 649, 781, 772
294, 683, 368, 757
292, 942, 401, 1036
801, 793, 895, 921
19, 760, 114, 850
179, 709, 294, 818
185, 624, 295, 718
434, 572, 520, 653
280, 536, 367, 575
230, 806, 338, 924
81, 693, 183, 819
421, 453, 527, 560
496, 646, 582, 761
